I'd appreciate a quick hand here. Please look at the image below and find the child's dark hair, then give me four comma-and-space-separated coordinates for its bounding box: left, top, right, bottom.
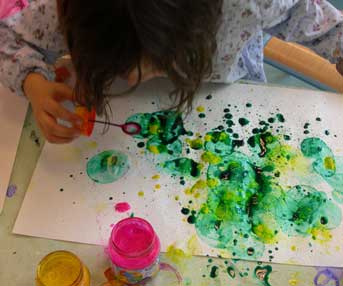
58, 0, 223, 117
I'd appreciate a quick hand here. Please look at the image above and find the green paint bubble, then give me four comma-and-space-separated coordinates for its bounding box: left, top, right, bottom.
301, 137, 336, 177
87, 150, 129, 184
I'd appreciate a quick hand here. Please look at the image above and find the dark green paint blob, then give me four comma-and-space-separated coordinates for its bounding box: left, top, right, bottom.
246, 103, 252, 108
199, 113, 206, 118
87, 150, 129, 184
181, 208, 190, 215
325, 130, 330, 136
254, 265, 272, 286
227, 266, 236, 279
206, 94, 213, 100
304, 123, 310, 129
225, 113, 233, 120
283, 135, 291, 141
267, 118, 275, 124
226, 120, 234, 127
238, 118, 250, 126
316, 117, 322, 122
210, 266, 219, 278
137, 142, 145, 148
187, 214, 197, 224
276, 114, 285, 123
162, 158, 202, 178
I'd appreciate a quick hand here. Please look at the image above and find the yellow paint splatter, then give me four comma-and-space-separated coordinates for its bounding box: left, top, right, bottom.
166, 245, 191, 268
324, 156, 335, 171
187, 235, 202, 255
201, 151, 222, 164
310, 227, 333, 244
154, 184, 161, 190
196, 106, 205, 112
152, 174, 160, 180
95, 203, 108, 214
149, 124, 160, 134
86, 141, 98, 149
174, 196, 179, 201
148, 145, 160, 154
288, 272, 300, 286
185, 180, 207, 198
138, 191, 144, 197
206, 178, 219, 188
186, 138, 203, 150
291, 245, 297, 251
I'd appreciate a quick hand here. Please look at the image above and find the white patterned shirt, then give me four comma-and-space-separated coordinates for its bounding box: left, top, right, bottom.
0, 0, 342, 96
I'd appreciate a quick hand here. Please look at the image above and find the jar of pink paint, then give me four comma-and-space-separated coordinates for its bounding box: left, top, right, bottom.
108, 217, 161, 285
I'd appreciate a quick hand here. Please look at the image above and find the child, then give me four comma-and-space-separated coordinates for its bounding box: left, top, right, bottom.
0, 0, 342, 144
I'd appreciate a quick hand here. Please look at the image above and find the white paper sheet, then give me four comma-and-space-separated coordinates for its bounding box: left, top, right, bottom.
14, 82, 343, 267
0, 85, 28, 213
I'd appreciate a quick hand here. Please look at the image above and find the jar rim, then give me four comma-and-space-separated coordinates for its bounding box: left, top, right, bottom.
36, 250, 83, 286
111, 217, 156, 258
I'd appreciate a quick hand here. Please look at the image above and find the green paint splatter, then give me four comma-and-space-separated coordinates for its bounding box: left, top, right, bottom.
238, 118, 250, 126
137, 142, 145, 148
181, 208, 190, 215
254, 265, 272, 286
86, 150, 129, 184
227, 266, 236, 278
127, 106, 343, 262
209, 266, 219, 278
126, 111, 187, 156
301, 137, 336, 177
276, 113, 285, 123
188, 138, 203, 150
246, 103, 252, 108
162, 158, 202, 178
199, 113, 206, 118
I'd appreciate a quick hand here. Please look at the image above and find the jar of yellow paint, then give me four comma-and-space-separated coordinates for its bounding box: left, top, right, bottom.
36, 251, 90, 286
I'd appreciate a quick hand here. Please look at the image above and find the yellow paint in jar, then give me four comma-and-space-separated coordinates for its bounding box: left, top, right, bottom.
36, 251, 90, 286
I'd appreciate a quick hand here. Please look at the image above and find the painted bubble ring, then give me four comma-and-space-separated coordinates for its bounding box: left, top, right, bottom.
86, 150, 130, 184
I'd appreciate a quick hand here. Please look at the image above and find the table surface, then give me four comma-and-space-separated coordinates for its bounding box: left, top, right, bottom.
1, 67, 342, 286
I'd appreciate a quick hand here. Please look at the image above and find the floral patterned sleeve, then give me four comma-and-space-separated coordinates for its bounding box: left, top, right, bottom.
0, 0, 67, 96
262, 0, 343, 64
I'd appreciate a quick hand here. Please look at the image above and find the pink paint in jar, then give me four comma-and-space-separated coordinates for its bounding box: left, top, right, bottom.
108, 217, 161, 285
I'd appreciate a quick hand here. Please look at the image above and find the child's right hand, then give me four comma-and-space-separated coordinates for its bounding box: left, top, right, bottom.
23, 73, 82, 144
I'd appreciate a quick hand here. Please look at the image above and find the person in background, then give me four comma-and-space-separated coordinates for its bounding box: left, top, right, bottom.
0, 0, 342, 143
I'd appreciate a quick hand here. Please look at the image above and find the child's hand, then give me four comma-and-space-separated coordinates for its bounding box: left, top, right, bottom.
24, 73, 82, 144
